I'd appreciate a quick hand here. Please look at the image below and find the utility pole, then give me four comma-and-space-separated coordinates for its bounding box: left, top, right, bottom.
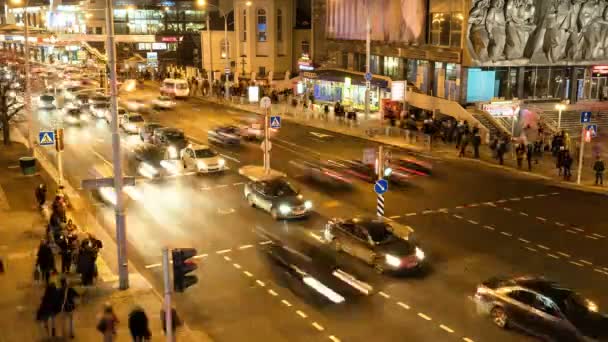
261, 96, 272, 174
364, 0, 370, 120
206, 14, 213, 96
223, 11, 230, 100
23, 3, 33, 154
162, 248, 173, 342
106, 0, 129, 290
577, 125, 586, 185
55, 127, 64, 185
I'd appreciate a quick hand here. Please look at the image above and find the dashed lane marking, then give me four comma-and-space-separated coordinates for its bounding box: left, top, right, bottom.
144, 263, 162, 269
239, 244, 254, 250
455, 206, 464, 209
483, 225, 495, 231
500, 231, 513, 237
566, 229, 578, 234
312, 322, 325, 331
519, 212, 529, 216
405, 213, 417, 217
509, 197, 521, 201
524, 196, 534, 199
193, 254, 208, 259
216, 249, 232, 254
463, 338, 475, 342
418, 313, 432, 321
233, 263, 241, 269
518, 238, 530, 243
555, 222, 565, 227
281, 300, 292, 307
256, 280, 266, 287
536, 216, 547, 222
557, 252, 571, 258
397, 301, 410, 310
468, 203, 479, 207
244, 271, 253, 277
379, 291, 391, 298
223, 256, 232, 261
570, 261, 585, 267
389, 215, 401, 219
296, 310, 308, 318
329, 336, 341, 342
593, 233, 606, 238
268, 289, 278, 296
586, 235, 600, 240
547, 253, 560, 259
467, 220, 478, 225
453, 214, 463, 219
503, 207, 512, 211
572, 227, 585, 232
580, 259, 593, 265
526, 247, 538, 252
440, 325, 455, 333
537, 244, 550, 250
259, 240, 273, 245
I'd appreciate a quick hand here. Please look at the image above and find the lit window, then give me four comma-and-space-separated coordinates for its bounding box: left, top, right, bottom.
276, 9, 282, 42
257, 9, 267, 42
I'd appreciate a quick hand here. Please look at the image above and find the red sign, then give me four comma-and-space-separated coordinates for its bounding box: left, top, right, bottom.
161, 36, 179, 42
592, 65, 608, 75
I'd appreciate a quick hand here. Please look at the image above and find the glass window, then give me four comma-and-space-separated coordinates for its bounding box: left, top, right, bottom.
342, 52, 349, 69
383, 56, 400, 78
450, 13, 463, 48
429, 12, 463, 47
242, 9, 247, 42
370, 55, 380, 74
220, 39, 230, 59
276, 9, 283, 42
508, 290, 537, 306
257, 9, 267, 42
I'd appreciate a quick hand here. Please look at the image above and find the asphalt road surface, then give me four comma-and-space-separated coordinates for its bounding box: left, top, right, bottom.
30, 85, 608, 342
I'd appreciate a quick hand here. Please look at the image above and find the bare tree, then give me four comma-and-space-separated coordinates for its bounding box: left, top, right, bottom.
0, 70, 24, 145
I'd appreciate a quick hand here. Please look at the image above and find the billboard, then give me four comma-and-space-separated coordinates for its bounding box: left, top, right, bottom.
326, 0, 426, 45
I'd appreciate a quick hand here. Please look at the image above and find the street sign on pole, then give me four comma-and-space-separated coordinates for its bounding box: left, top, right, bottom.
581, 111, 592, 123
38, 131, 55, 146
260, 96, 272, 109
364, 72, 372, 82
587, 124, 598, 138
260, 140, 272, 151
81, 176, 136, 190
374, 179, 389, 195
269, 116, 281, 129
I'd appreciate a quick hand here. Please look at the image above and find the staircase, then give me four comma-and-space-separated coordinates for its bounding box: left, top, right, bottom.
537, 110, 608, 137
81, 42, 107, 63
468, 107, 511, 139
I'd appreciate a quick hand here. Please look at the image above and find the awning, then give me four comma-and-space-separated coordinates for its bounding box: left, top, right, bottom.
306, 68, 391, 89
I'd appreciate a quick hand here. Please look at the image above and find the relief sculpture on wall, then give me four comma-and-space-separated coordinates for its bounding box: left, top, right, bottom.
467, 0, 608, 65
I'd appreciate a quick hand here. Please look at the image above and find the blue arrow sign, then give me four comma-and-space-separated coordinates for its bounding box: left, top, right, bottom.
364, 72, 372, 82
374, 179, 388, 195
38, 131, 55, 146
270, 116, 281, 129
581, 111, 592, 123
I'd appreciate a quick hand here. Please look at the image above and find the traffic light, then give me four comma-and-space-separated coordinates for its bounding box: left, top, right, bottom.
55, 128, 64, 152
172, 248, 198, 292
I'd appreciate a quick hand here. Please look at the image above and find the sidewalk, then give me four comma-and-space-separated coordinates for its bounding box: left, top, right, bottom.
0, 141, 195, 341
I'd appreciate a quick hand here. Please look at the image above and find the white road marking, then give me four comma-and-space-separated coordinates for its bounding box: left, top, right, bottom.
510, 197, 521, 201
519, 212, 529, 216
239, 244, 254, 250
484, 202, 496, 207
312, 322, 325, 331
551, 192, 560, 195
573, 227, 585, 232
453, 214, 463, 219
233, 263, 241, 269
537, 244, 550, 250
296, 310, 308, 318
518, 238, 530, 243
537, 194, 547, 197
555, 222, 565, 227
579, 259, 593, 265
259, 240, 273, 245
463, 338, 475, 342
405, 213, 417, 216
244, 271, 253, 277
223, 256, 232, 261
497, 199, 507, 203
397, 301, 410, 310
566, 229, 578, 234
233, 182, 245, 186
422, 210, 434, 214
483, 225, 495, 231
329, 336, 341, 342
592, 233, 606, 238
468, 203, 479, 207
467, 220, 478, 225
524, 196, 533, 199
570, 261, 584, 267
503, 207, 512, 211
536, 216, 547, 222
378, 291, 390, 298
417, 313, 432, 321
220, 153, 241, 163
256, 280, 266, 287
586, 235, 599, 240
216, 249, 232, 254
526, 247, 538, 252
309, 232, 325, 243
547, 253, 560, 259
595, 268, 608, 275
389, 215, 401, 219
557, 252, 571, 258
455, 206, 464, 209
216, 184, 228, 188
268, 289, 278, 296
439, 325, 455, 333
281, 300, 292, 307
145, 263, 162, 269
500, 232, 513, 237
193, 254, 208, 259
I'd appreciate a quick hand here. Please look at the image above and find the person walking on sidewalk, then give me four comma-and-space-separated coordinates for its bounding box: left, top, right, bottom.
472, 125, 481, 159
526, 144, 533, 171
36, 278, 60, 338
97, 303, 119, 342
36, 239, 55, 284
458, 126, 470, 157
593, 156, 605, 185
59, 277, 79, 339
129, 306, 151, 342
556, 146, 565, 176
497, 137, 507, 165
35, 183, 47, 209
563, 150, 573, 181
56, 233, 74, 274
516, 144, 525, 169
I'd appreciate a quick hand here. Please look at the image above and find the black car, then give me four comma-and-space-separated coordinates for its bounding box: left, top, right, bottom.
328, 159, 410, 185
140, 123, 164, 143
207, 125, 241, 145
243, 176, 313, 219
289, 159, 353, 187
474, 276, 608, 341
63, 107, 84, 125
129, 143, 179, 179
152, 127, 188, 159
323, 217, 425, 273
388, 156, 433, 176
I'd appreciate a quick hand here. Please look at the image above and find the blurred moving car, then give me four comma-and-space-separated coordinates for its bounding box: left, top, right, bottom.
152, 127, 188, 159
160, 78, 189, 98
38, 94, 56, 110
328, 159, 410, 185
151, 96, 176, 110
180, 144, 226, 173
289, 159, 352, 186
124, 99, 151, 113
474, 276, 608, 341
324, 217, 424, 273
388, 156, 432, 176
62, 107, 86, 125
207, 125, 241, 145
90, 102, 110, 119
140, 122, 163, 143
244, 176, 313, 220
130, 143, 178, 179
119, 112, 146, 134
89, 94, 110, 106
74, 93, 90, 108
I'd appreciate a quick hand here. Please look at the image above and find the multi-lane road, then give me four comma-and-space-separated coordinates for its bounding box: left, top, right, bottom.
32, 84, 608, 342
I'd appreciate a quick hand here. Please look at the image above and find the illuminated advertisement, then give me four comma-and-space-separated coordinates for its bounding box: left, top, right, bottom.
248, 86, 260, 102
326, 0, 425, 45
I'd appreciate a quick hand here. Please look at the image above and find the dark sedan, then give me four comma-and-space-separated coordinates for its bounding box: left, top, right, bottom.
152, 127, 188, 159
474, 276, 608, 341
388, 156, 433, 176
328, 159, 410, 185
129, 144, 179, 179
244, 176, 313, 220
289, 159, 353, 187
140, 122, 164, 143
323, 217, 425, 273
207, 125, 241, 145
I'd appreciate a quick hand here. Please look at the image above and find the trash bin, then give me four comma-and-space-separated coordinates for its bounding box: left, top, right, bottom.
19, 157, 36, 175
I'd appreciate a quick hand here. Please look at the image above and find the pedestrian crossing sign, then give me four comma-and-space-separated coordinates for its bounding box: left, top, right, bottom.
38, 131, 55, 146
270, 116, 281, 129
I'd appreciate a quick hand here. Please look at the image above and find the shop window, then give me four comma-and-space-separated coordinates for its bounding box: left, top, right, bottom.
383, 56, 400, 78
276, 9, 283, 42
241, 9, 247, 42
220, 39, 230, 59
429, 12, 463, 47
342, 52, 349, 69
301, 40, 310, 55
257, 9, 267, 42
450, 13, 463, 48
370, 55, 380, 75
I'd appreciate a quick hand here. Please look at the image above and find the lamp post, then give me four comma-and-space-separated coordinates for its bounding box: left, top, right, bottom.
364, 0, 371, 120
198, 0, 251, 100
555, 103, 566, 130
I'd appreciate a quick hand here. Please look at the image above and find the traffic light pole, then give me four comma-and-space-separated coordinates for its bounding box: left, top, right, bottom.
264, 107, 270, 174
162, 248, 174, 342
577, 124, 585, 185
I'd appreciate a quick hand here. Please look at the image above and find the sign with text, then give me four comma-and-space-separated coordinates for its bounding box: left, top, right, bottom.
391, 81, 406, 101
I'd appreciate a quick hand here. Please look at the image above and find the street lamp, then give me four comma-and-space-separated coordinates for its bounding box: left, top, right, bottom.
555, 103, 566, 130
10, 0, 33, 154
198, 0, 252, 100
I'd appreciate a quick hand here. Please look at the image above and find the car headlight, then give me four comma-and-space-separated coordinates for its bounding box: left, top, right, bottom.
168, 146, 177, 158
279, 204, 291, 215
139, 162, 158, 179
197, 161, 207, 169
415, 247, 425, 260
125, 123, 136, 131
218, 158, 226, 166
385, 254, 402, 267
304, 200, 313, 210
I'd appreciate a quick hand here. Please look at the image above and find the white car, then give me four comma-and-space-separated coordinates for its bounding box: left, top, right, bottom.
90, 102, 110, 119
160, 78, 189, 98
151, 96, 176, 110
119, 112, 146, 134
180, 144, 226, 173
124, 99, 150, 113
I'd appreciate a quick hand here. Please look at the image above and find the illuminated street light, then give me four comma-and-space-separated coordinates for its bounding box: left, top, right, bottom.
164, 6, 170, 11
555, 103, 566, 130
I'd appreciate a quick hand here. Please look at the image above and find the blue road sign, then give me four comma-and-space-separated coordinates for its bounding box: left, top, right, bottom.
364, 72, 372, 82
270, 116, 281, 129
587, 124, 598, 137
581, 111, 592, 123
374, 179, 389, 195
38, 131, 55, 146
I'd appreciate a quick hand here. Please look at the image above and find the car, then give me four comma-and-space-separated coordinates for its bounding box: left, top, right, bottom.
38, 94, 56, 110
152, 127, 188, 159
90, 102, 109, 119
151, 96, 176, 110
388, 156, 433, 176
124, 99, 150, 113
474, 276, 608, 341
207, 125, 241, 145
328, 159, 410, 185
180, 144, 226, 173
140, 122, 164, 143
324, 217, 425, 274
129, 143, 179, 179
288, 159, 353, 186
89, 94, 110, 106
62, 107, 86, 125
244, 176, 313, 220
74, 93, 90, 107
119, 112, 146, 134
160, 78, 189, 98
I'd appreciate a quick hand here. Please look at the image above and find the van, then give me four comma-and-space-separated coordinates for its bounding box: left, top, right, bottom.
160, 78, 189, 98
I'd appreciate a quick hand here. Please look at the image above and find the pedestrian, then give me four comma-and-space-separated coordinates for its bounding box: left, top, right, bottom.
36, 279, 60, 338
59, 277, 79, 339
472, 126, 481, 159
35, 183, 47, 209
497, 137, 507, 165
56, 233, 73, 274
563, 150, 573, 181
515, 144, 525, 169
77, 243, 96, 286
556, 146, 565, 176
36, 239, 55, 284
160, 307, 182, 337
97, 303, 119, 342
455, 121, 464, 148
129, 306, 151, 342
458, 127, 470, 157
526, 144, 533, 171
593, 156, 605, 185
